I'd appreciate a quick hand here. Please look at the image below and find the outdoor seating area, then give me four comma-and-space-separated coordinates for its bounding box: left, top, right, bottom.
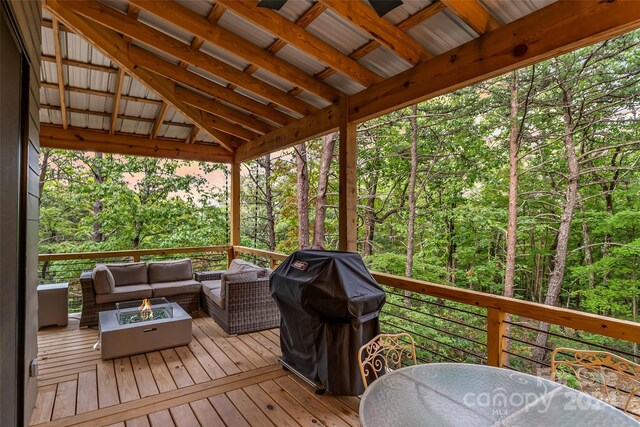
30, 313, 361, 426
2, 0, 639, 425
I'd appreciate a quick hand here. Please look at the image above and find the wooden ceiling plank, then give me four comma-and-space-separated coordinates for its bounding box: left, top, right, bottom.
68, 0, 314, 117
217, 0, 383, 87
40, 125, 232, 163
318, 0, 433, 65
51, 18, 68, 129
46, 0, 240, 151
351, 0, 640, 122
127, 0, 341, 102
174, 86, 276, 135
41, 54, 119, 74
129, 46, 292, 126
441, 0, 501, 35
110, 68, 125, 134
151, 102, 168, 139
396, 1, 447, 32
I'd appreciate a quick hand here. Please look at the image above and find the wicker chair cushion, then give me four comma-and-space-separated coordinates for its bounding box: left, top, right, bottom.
228, 258, 260, 273
151, 279, 201, 297
208, 286, 225, 308
201, 279, 221, 294
148, 259, 193, 283
95, 284, 152, 304
92, 264, 115, 294
106, 262, 148, 286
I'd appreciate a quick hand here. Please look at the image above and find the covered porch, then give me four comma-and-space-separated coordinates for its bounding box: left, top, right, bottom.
1, 0, 639, 425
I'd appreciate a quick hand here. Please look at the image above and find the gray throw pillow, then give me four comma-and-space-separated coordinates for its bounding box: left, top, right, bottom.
92, 264, 115, 294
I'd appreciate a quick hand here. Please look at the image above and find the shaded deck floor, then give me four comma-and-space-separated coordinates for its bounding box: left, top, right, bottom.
31, 313, 360, 426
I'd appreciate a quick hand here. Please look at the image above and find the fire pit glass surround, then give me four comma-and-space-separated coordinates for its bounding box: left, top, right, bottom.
115, 297, 173, 325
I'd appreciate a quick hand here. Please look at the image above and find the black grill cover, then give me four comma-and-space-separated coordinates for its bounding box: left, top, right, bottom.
270, 250, 386, 395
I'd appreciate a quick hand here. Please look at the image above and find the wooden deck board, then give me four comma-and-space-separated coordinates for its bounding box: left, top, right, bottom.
30, 312, 360, 426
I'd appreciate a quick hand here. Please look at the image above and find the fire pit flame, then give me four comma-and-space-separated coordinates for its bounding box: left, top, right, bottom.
139, 298, 153, 321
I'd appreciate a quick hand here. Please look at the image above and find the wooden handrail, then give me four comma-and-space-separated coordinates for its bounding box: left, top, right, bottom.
38, 245, 229, 262
230, 246, 640, 367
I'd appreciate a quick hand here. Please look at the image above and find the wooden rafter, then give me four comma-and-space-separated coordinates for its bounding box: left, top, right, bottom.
51, 18, 68, 129
40, 125, 232, 163
41, 104, 192, 128
110, 68, 125, 134
41, 82, 162, 105
41, 54, 119, 74
349, 0, 640, 123
127, 0, 341, 102
46, 0, 241, 151
186, 127, 200, 144
68, 0, 315, 117
174, 86, 275, 135
129, 46, 292, 126
441, 0, 501, 35
217, 0, 383, 88
319, 0, 432, 65
150, 102, 168, 140
238, 0, 640, 162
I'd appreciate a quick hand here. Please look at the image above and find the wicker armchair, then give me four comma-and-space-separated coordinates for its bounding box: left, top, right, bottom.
196, 269, 280, 335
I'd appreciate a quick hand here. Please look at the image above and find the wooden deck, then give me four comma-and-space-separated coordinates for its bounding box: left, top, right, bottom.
30, 313, 360, 427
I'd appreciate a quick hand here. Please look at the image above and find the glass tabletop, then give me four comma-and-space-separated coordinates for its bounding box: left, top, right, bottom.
359, 363, 639, 427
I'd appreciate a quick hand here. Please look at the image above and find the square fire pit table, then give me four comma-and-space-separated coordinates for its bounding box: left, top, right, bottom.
99, 297, 192, 359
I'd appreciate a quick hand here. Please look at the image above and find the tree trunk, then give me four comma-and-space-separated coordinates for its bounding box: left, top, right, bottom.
263, 154, 276, 251
579, 203, 595, 289
92, 152, 105, 243
504, 71, 521, 356
38, 149, 51, 206
296, 143, 310, 249
405, 105, 418, 307
532, 85, 580, 365
362, 174, 379, 257
312, 133, 337, 249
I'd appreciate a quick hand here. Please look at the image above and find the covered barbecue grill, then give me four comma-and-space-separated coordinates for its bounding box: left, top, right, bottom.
270, 250, 386, 396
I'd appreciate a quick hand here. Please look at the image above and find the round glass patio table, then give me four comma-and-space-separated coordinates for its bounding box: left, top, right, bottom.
359, 363, 639, 427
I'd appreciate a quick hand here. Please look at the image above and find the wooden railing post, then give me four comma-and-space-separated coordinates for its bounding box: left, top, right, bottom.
226, 246, 235, 269
132, 254, 141, 262
269, 258, 278, 270
338, 96, 357, 253
487, 308, 507, 367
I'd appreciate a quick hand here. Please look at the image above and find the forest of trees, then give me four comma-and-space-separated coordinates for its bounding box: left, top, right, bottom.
40, 31, 640, 364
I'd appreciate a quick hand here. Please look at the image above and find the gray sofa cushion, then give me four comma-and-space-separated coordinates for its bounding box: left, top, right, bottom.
201, 279, 221, 295
208, 286, 225, 309
92, 264, 115, 294
106, 262, 148, 286
95, 284, 152, 304
148, 259, 193, 284
151, 280, 201, 297
228, 258, 260, 273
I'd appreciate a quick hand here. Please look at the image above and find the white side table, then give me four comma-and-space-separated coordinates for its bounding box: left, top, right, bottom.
37, 282, 69, 328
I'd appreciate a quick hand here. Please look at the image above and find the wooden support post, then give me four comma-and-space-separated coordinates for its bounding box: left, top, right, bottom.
269, 258, 279, 270
230, 162, 241, 249
487, 308, 507, 367
226, 246, 235, 269
338, 96, 357, 252
132, 255, 141, 262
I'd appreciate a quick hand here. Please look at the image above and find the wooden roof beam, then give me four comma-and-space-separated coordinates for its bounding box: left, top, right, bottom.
40, 125, 232, 163
41, 81, 162, 105
127, 0, 341, 102
68, 0, 314, 117
46, 0, 241, 151
150, 102, 168, 139
41, 54, 119, 74
174, 86, 276, 135
217, 0, 383, 87
51, 18, 68, 129
238, 0, 640, 161
441, 0, 501, 35
351, 0, 640, 122
129, 46, 292, 126
110, 68, 125, 134
318, 0, 433, 65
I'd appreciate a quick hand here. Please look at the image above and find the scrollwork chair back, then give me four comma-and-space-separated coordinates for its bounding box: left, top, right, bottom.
358, 333, 417, 390
551, 347, 640, 416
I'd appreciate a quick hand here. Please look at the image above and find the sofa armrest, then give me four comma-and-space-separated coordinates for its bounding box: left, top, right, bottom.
195, 270, 225, 281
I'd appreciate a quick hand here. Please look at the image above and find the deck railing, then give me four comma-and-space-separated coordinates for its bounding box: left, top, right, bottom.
38, 245, 640, 374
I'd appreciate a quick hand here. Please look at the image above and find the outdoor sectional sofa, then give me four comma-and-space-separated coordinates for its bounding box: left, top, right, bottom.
79, 259, 201, 327
195, 259, 280, 335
